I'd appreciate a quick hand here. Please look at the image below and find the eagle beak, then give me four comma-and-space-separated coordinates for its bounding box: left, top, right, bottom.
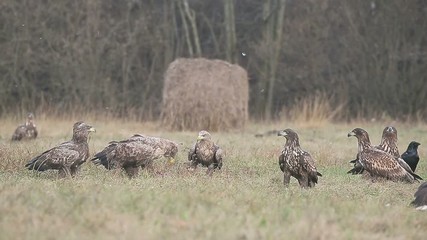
347, 132, 355, 137
197, 135, 203, 140
168, 158, 176, 164
277, 131, 286, 137
89, 127, 96, 132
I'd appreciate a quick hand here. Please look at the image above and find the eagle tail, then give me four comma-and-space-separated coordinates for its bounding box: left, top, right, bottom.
91, 151, 113, 169
412, 172, 423, 181
25, 156, 49, 171
317, 171, 322, 177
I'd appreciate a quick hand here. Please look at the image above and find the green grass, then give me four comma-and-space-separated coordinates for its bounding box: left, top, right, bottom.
1, 119, 427, 239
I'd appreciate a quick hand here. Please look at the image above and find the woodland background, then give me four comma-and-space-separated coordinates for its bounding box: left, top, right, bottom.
1, 0, 426, 121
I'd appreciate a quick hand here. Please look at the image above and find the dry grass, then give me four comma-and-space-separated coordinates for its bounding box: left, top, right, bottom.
280, 92, 345, 128
0, 117, 427, 239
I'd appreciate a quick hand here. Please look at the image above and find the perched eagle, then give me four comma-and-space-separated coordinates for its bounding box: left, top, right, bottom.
411, 182, 427, 210
347, 128, 422, 183
12, 113, 38, 141
25, 121, 95, 178
91, 134, 178, 178
277, 129, 322, 188
188, 130, 224, 175
347, 126, 399, 174
401, 141, 420, 172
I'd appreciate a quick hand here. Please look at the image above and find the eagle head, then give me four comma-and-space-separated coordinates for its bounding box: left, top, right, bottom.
197, 130, 211, 141
278, 129, 300, 146
72, 122, 96, 141
348, 128, 373, 143
347, 128, 366, 138
382, 126, 397, 138
277, 129, 296, 138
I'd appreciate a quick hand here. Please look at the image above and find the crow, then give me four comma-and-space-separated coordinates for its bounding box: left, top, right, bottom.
401, 141, 420, 172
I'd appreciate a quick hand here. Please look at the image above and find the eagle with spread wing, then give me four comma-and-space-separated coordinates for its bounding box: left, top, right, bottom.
411, 182, 427, 210
188, 131, 224, 175
347, 128, 422, 183
401, 141, 420, 172
25, 121, 95, 177
12, 113, 38, 141
91, 134, 178, 178
277, 129, 322, 188
347, 126, 399, 174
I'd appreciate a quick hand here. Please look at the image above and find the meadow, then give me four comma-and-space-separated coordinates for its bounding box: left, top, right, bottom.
0, 117, 426, 239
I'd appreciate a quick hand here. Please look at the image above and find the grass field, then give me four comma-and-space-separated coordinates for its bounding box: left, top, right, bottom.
0, 118, 426, 239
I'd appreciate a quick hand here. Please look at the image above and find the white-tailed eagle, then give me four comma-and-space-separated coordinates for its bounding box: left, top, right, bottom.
411, 182, 427, 210
12, 113, 38, 141
188, 131, 224, 175
347, 128, 422, 183
348, 126, 399, 174
25, 121, 95, 177
91, 134, 178, 178
277, 129, 322, 188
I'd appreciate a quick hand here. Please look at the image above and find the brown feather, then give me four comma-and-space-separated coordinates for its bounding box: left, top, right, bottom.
348, 128, 421, 183
25, 121, 95, 178
11, 113, 38, 141
188, 131, 224, 175
92, 134, 178, 178
277, 129, 322, 188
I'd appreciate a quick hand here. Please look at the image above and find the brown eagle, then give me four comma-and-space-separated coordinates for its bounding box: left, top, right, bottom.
91, 134, 178, 178
347, 126, 399, 174
25, 121, 95, 178
347, 128, 422, 183
277, 129, 322, 188
411, 182, 427, 210
12, 113, 38, 141
188, 130, 224, 175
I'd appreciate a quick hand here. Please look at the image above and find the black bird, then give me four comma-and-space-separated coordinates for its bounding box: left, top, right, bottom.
411, 182, 427, 210
401, 141, 420, 172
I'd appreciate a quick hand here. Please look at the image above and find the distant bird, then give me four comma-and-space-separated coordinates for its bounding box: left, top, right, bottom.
25, 121, 95, 178
401, 141, 420, 172
188, 131, 224, 175
12, 113, 38, 141
254, 130, 279, 138
277, 129, 322, 188
411, 182, 427, 210
347, 126, 400, 175
347, 128, 422, 183
92, 134, 178, 178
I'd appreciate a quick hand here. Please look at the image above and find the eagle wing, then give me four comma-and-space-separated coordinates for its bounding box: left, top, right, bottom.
411, 182, 427, 207
214, 145, 224, 169
12, 125, 26, 141
362, 149, 417, 182
188, 143, 197, 162
300, 152, 322, 177
278, 153, 285, 172
26, 142, 80, 171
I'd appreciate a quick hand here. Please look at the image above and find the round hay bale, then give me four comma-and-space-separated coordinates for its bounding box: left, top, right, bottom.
161, 58, 249, 131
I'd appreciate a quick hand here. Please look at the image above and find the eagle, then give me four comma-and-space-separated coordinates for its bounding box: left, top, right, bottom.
411, 182, 427, 210
401, 141, 420, 172
25, 121, 95, 178
188, 130, 224, 175
12, 113, 38, 141
277, 129, 322, 188
347, 126, 399, 174
91, 134, 178, 178
347, 128, 422, 183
